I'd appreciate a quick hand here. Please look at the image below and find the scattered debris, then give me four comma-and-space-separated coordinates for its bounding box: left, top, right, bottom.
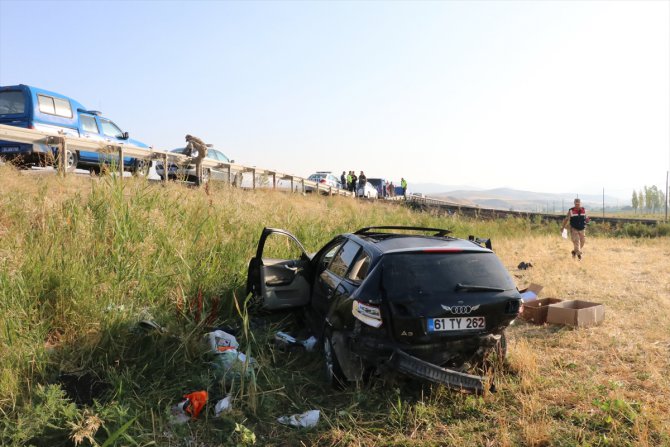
170, 402, 191, 425
214, 395, 233, 416
171, 390, 209, 423
521, 298, 563, 324
136, 319, 167, 334
517, 261, 533, 270
519, 283, 543, 302
207, 329, 240, 353
302, 336, 317, 352
205, 330, 256, 379
546, 300, 605, 327
274, 331, 318, 352
277, 409, 320, 428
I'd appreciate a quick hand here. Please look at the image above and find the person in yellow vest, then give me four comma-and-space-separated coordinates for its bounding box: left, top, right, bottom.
400, 178, 408, 198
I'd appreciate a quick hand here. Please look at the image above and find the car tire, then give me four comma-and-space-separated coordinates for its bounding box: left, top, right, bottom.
57, 148, 77, 173
133, 159, 150, 176
323, 329, 347, 390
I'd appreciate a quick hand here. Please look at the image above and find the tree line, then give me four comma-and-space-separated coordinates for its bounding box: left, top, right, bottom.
631, 185, 667, 214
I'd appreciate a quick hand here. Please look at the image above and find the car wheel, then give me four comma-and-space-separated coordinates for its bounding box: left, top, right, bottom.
323, 330, 347, 389
133, 159, 150, 176
56, 148, 77, 173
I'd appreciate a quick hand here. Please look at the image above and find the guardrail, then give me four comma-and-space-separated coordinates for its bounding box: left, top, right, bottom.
2, 124, 661, 225
0, 124, 353, 197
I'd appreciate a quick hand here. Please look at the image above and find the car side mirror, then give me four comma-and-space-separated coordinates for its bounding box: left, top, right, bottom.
121, 132, 129, 140
230, 160, 235, 163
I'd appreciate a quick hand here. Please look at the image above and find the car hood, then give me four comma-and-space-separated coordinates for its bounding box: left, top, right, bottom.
126, 138, 149, 148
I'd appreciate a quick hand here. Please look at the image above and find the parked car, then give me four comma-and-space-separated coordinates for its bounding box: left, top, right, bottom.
246, 226, 522, 392
357, 182, 378, 199
0, 84, 150, 173
305, 171, 342, 193
155, 146, 235, 183
367, 178, 389, 198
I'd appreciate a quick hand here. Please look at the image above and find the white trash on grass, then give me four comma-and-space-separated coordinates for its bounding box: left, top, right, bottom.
207, 330, 239, 353
274, 332, 318, 352
205, 330, 256, 379
277, 409, 320, 428
214, 395, 232, 416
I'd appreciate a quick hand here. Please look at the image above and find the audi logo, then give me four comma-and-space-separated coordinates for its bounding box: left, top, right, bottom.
441, 304, 480, 314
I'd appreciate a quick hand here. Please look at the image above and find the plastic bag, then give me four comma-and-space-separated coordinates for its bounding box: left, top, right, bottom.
207, 330, 239, 353
277, 409, 320, 428
561, 228, 568, 239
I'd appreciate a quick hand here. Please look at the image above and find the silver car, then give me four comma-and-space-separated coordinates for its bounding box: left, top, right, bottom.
156, 147, 234, 183
305, 172, 342, 193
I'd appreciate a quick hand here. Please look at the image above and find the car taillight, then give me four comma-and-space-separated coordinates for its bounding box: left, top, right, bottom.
352, 300, 383, 328
506, 299, 521, 314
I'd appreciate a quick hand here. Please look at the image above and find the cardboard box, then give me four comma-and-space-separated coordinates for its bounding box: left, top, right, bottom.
520, 297, 563, 324
519, 283, 543, 301
546, 300, 605, 327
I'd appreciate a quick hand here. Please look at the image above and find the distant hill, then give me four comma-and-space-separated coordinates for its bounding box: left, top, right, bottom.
420, 187, 624, 212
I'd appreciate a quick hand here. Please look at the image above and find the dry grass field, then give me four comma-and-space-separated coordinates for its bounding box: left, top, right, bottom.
494, 236, 670, 446
0, 165, 669, 446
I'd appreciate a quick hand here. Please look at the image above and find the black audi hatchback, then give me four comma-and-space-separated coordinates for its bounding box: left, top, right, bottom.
246, 226, 522, 392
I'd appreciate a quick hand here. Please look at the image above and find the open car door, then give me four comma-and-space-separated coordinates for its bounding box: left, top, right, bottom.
246, 228, 312, 310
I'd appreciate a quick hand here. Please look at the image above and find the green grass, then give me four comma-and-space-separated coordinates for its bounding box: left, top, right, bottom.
1, 166, 668, 446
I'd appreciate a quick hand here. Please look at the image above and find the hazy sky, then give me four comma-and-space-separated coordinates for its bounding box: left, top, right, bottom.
1, 0, 668, 198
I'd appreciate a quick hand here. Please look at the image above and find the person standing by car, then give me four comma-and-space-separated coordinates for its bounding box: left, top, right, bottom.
561, 198, 590, 260
341, 171, 346, 189
401, 177, 408, 198
350, 171, 357, 193
358, 171, 367, 189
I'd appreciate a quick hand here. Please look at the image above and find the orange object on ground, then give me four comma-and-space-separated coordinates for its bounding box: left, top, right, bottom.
217, 346, 236, 353
183, 390, 208, 419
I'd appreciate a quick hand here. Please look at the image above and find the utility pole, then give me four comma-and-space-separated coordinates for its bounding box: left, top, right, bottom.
666, 170, 668, 222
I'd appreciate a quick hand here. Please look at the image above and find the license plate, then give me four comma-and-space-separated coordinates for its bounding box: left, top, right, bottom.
1, 147, 20, 153
427, 317, 486, 332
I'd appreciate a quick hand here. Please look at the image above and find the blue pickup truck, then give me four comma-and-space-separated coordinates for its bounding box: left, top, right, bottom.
0, 84, 150, 172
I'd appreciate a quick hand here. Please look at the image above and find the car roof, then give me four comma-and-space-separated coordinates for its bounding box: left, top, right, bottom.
346, 230, 491, 256
170, 147, 229, 159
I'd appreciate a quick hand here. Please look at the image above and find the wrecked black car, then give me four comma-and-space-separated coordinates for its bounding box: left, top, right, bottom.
246, 226, 522, 393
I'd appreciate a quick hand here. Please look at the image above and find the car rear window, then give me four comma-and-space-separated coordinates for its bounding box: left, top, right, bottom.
380, 252, 515, 302
0, 91, 26, 115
